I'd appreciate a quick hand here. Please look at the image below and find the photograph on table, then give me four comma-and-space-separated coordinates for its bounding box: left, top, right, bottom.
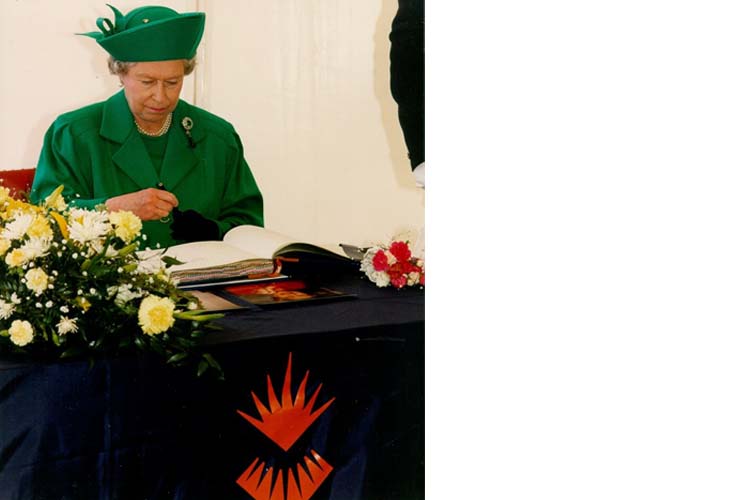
222, 280, 356, 308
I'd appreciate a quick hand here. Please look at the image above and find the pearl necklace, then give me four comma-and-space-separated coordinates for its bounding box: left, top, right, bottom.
135, 113, 172, 137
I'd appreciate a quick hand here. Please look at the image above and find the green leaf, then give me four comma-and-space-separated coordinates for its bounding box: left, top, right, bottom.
202, 353, 221, 371
193, 313, 225, 322
169, 337, 191, 350
150, 341, 166, 355
173, 311, 200, 320
133, 336, 146, 350
173, 311, 224, 322
117, 243, 139, 256
197, 360, 208, 377
61, 347, 84, 358
121, 263, 138, 273
167, 351, 189, 364
161, 256, 184, 267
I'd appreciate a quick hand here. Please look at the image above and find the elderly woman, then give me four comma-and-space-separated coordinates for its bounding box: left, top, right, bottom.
30, 5, 263, 249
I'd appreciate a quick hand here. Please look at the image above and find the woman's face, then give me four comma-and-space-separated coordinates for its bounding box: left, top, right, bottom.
120, 60, 185, 127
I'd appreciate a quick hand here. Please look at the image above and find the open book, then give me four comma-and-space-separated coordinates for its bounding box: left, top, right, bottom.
165, 225, 356, 287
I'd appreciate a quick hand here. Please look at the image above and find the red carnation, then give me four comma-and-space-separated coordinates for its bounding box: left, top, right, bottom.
372, 250, 389, 271
406, 262, 421, 274
391, 275, 407, 288
390, 261, 409, 277
389, 241, 411, 262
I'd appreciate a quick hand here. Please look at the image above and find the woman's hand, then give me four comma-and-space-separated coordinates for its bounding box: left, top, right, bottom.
105, 188, 179, 221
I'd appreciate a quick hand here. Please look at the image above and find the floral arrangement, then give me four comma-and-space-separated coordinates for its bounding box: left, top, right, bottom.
360, 240, 425, 289
0, 186, 223, 377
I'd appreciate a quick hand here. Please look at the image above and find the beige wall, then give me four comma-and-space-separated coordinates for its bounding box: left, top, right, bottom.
0, 0, 424, 247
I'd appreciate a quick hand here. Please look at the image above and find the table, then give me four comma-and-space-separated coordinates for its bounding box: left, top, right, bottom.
0, 272, 424, 500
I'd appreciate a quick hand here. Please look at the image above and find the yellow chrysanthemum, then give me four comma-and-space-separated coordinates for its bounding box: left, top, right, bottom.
109, 211, 142, 243
138, 295, 175, 335
8, 319, 33, 347
27, 215, 53, 239
25, 268, 49, 295
0, 239, 10, 256
5, 248, 27, 267
1, 198, 30, 220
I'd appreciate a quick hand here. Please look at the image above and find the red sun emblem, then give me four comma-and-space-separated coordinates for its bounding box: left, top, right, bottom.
237, 353, 335, 500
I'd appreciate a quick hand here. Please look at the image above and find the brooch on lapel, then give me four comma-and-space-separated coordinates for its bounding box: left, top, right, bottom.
181, 117, 196, 149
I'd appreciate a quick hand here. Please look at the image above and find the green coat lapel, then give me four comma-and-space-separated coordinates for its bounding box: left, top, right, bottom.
100, 90, 159, 189
160, 101, 206, 190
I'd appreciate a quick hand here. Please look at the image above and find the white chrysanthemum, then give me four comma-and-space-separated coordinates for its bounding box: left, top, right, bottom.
56, 316, 78, 335
20, 236, 51, 260
359, 248, 377, 275
25, 268, 49, 295
371, 271, 391, 287
360, 248, 392, 287
8, 319, 33, 346
10, 293, 21, 305
135, 250, 166, 275
68, 209, 111, 246
115, 285, 143, 307
0, 299, 15, 320
2, 211, 35, 240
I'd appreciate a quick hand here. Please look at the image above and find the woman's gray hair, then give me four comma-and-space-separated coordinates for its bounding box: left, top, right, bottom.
107, 56, 197, 76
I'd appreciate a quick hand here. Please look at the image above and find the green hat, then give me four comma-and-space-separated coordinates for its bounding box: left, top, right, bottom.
79, 4, 205, 61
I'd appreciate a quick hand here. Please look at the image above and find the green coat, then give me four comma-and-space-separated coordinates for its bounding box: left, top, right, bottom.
30, 90, 263, 249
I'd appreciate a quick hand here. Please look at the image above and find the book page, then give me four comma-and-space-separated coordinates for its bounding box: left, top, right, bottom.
163, 241, 261, 272
223, 225, 297, 258
224, 225, 348, 258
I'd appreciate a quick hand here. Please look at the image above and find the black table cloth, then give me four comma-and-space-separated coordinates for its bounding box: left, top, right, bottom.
0, 272, 424, 500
